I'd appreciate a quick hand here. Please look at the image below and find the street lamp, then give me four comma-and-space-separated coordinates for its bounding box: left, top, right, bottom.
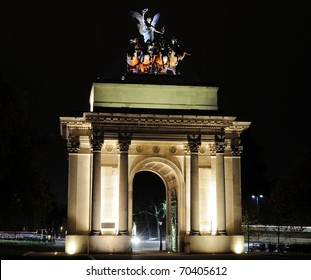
251, 194, 263, 211
158, 221, 163, 251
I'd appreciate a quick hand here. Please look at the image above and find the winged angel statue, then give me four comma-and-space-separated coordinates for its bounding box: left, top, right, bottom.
129, 8, 165, 43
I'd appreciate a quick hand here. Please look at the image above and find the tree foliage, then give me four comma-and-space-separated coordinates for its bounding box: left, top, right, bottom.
267, 148, 311, 225
240, 130, 271, 224
0, 74, 56, 230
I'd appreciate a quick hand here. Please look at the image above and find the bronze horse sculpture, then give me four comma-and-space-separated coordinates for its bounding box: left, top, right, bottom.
127, 8, 190, 75
126, 38, 141, 73
164, 37, 191, 75
126, 36, 190, 75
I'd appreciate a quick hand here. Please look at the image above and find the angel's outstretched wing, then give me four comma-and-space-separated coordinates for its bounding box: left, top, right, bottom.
129, 10, 145, 35
151, 12, 160, 27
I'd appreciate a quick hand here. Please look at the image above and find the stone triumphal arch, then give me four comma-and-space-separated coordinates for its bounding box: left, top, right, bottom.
60, 77, 251, 255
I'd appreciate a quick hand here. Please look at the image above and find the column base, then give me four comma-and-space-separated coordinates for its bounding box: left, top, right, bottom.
89, 235, 132, 253
118, 230, 129, 235
216, 230, 227, 236
184, 235, 244, 254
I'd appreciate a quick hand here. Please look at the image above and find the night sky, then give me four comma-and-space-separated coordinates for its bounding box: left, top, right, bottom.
1, 1, 310, 205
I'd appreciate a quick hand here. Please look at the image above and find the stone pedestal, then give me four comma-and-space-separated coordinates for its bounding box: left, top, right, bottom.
89, 235, 132, 253
65, 235, 89, 255
184, 235, 244, 254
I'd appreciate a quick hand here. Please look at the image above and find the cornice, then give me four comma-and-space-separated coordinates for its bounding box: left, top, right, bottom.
59, 112, 250, 141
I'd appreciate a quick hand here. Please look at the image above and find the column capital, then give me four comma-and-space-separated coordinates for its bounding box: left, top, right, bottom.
67, 135, 80, 153
209, 129, 226, 155
231, 145, 243, 156
118, 132, 132, 152
187, 134, 201, 153
216, 142, 226, 153
91, 129, 104, 151
209, 142, 227, 155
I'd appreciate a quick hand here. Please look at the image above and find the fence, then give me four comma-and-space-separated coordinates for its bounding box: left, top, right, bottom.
243, 224, 311, 253
0, 229, 49, 242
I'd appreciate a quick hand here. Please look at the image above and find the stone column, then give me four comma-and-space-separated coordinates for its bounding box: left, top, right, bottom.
212, 133, 227, 235
90, 130, 104, 235
187, 134, 201, 235
118, 132, 132, 235
231, 143, 243, 234
66, 135, 80, 234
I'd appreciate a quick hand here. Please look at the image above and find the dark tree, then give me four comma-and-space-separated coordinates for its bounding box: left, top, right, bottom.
240, 129, 271, 223
267, 147, 311, 226
133, 171, 166, 240
0, 74, 56, 231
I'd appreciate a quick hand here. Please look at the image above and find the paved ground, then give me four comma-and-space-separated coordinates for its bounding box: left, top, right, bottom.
1, 239, 311, 260
22, 251, 311, 260
1, 246, 311, 260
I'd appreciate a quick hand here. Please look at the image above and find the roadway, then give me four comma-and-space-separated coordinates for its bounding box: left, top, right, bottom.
1, 240, 310, 260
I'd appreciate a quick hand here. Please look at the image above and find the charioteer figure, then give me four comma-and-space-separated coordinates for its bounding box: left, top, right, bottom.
129, 8, 165, 43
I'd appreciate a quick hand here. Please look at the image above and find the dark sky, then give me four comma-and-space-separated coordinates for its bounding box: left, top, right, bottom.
1, 1, 310, 205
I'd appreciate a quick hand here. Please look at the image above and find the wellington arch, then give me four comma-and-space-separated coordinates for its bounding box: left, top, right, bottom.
59, 75, 251, 255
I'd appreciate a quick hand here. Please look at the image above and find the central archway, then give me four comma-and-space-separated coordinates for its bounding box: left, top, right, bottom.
129, 157, 184, 252
132, 171, 166, 251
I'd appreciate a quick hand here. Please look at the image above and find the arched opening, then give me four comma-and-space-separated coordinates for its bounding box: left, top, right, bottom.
132, 171, 166, 251
129, 157, 184, 252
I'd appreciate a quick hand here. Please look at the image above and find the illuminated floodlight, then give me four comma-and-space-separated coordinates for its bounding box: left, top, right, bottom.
131, 236, 140, 245
67, 243, 77, 255
232, 242, 245, 254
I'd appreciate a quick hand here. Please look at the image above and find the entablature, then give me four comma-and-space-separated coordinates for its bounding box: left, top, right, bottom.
59, 112, 250, 144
